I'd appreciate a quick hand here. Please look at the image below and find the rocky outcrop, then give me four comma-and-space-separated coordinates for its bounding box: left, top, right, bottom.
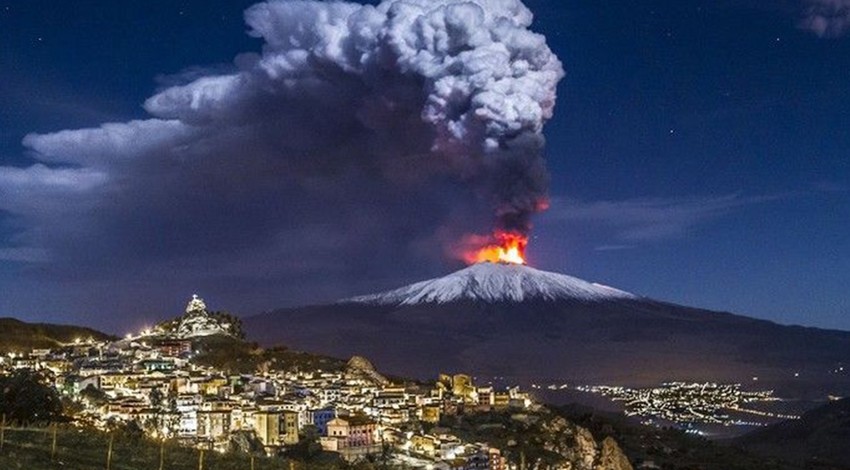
574, 426, 599, 470
345, 355, 389, 386
229, 430, 264, 454
538, 413, 633, 470
596, 437, 633, 470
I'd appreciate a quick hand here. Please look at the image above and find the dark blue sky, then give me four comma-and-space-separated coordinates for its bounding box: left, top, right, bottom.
1, 0, 848, 332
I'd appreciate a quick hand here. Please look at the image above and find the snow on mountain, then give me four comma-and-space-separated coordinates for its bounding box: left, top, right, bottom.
347, 262, 638, 306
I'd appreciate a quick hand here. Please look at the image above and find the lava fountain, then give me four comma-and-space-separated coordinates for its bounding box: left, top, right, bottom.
464, 231, 528, 265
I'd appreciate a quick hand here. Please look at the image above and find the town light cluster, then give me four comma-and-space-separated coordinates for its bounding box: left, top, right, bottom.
1, 295, 534, 465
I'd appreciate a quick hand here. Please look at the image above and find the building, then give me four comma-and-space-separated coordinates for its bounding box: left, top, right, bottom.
488, 448, 506, 470
139, 359, 175, 372
321, 415, 380, 459
463, 446, 506, 470
252, 410, 299, 448
254, 411, 280, 449
157, 340, 193, 358
176, 394, 202, 436
411, 434, 439, 457
421, 405, 441, 423
281, 410, 300, 445
309, 408, 336, 435
196, 400, 235, 449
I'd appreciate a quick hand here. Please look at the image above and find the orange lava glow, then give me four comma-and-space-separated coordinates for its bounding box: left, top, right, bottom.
467, 232, 528, 265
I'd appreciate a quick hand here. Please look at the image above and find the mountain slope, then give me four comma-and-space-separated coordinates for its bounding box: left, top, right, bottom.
246, 264, 850, 400
0, 318, 113, 353
737, 397, 850, 468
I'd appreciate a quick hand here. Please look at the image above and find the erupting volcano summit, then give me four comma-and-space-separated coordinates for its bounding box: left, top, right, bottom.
348, 262, 638, 306
465, 232, 529, 265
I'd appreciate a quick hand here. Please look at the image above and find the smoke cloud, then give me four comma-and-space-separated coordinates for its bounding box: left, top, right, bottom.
0, 0, 563, 304
800, 0, 850, 37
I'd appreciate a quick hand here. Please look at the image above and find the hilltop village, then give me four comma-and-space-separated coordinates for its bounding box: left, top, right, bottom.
0, 296, 634, 470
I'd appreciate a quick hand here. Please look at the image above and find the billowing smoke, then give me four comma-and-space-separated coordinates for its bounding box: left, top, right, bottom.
145, 0, 563, 234
0, 0, 563, 306
800, 0, 850, 37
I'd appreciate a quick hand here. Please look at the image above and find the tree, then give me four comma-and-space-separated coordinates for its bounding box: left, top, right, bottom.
363, 438, 394, 470
149, 387, 164, 408
108, 418, 145, 441
80, 384, 109, 406
0, 369, 63, 425
210, 310, 245, 339
285, 425, 324, 462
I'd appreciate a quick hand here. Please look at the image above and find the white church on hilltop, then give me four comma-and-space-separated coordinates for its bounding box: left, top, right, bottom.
176, 294, 235, 338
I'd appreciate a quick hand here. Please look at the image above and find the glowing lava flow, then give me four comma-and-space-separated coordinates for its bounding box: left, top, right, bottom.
468, 232, 528, 265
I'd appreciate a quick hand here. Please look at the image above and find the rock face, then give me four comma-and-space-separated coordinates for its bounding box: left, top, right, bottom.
573, 426, 599, 470
345, 355, 389, 386
229, 430, 264, 454
596, 437, 633, 470
175, 295, 236, 338
540, 414, 633, 470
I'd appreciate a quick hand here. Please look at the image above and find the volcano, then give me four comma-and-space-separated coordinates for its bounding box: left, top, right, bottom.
348, 263, 638, 305
245, 263, 850, 399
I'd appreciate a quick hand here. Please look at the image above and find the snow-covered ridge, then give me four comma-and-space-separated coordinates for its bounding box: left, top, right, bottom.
346, 263, 638, 306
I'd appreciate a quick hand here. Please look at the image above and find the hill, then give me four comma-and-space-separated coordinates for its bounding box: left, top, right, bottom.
556, 403, 801, 470
737, 397, 850, 469
0, 424, 313, 470
246, 263, 850, 400
0, 318, 113, 353
188, 334, 346, 375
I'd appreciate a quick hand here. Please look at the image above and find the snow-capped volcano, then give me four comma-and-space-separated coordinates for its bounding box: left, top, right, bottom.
247, 262, 850, 399
347, 262, 638, 306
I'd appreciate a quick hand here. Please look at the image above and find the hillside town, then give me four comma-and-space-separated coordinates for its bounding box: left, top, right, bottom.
0, 296, 535, 469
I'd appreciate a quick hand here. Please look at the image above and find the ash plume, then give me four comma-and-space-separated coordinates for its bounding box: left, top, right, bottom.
143, 0, 564, 234
0, 0, 563, 304
800, 0, 850, 37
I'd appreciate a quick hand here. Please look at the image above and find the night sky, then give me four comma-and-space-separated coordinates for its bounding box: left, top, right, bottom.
1, 0, 848, 333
